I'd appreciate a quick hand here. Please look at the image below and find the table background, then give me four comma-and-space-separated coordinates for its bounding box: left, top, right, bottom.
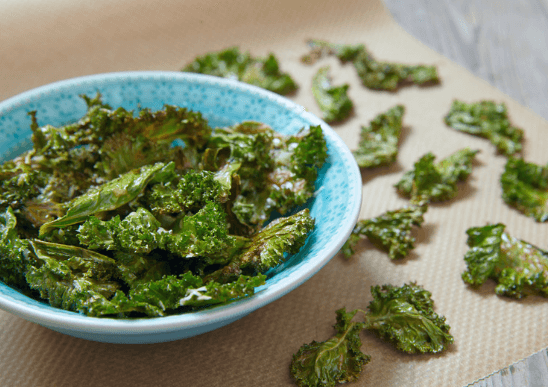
383, 0, 548, 121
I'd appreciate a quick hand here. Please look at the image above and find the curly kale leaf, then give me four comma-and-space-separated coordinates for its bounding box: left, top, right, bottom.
182, 47, 298, 95
165, 202, 244, 264
205, 208, 314, 283
364, 283, 454, 353
302, 40, 439, 90
26, 240, 121, 313
395, 148, 479, 202
266, 125, 327, 216
311, 66, 353, 123
78, 207, 165, 255
146, 170, 229, 215
39, 162, 169, 235
0, 161, 49, 211
342, 201, 427, 260
500, 157, 548, 222
78, 272, 266, 317
94, 105, 211, 179
444, 100, 524, 156
301, 40, 364, 64
351, 49, 439, 91
0, 207, 32, 287
353, 105, 405, 168
207, 123, 327, 229
462, 224, 548, 298
290, 308, 370, 387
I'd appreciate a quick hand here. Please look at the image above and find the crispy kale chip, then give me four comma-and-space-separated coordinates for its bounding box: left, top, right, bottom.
444, 100, 523, 156
290, 308, 370, 387
353, 105, 405, 168
26, 240, 121, 313
77, 207, 165, 254
302, 39, 440, 91
79, 273, 266, 317
182, 47, 298, 95
39, 162, 170, 235
462, 223, 548, 298
364, 283, 454, 353
500, 157, 548, 222
395, 148, 479, 202
290, 283, 452, 386
206, 122, 327, 229
205, 208, 314, 283
342, 200, 427, 259
311, 66, 353, 123
0, 207, 32, 287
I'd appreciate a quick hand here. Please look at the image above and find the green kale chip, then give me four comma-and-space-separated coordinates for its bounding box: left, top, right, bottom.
290, 283, 453, 386
78, 207, 165, 254
353, 105, 405, 168
342, 201, 427, 259
364, 283, 454, 353
290, 308, 370, 387
146, 170, 229, 215
462, 223, 548, 298
205, 208, 314, 283
311, 66, 353, 123
444, 100, 524, 156
26, 240, 121, 313
500, 157, 548, 222
182, 47, 298, 95
206, 122, 326, 229
39, 162, 169, 235
395, 148, 479, 202
78, 272, 266, 317
0, 207, 32, 287
302, 39, 440, 91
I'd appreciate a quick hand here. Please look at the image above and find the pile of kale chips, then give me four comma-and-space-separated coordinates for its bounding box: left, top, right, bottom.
0, 94, 327, 318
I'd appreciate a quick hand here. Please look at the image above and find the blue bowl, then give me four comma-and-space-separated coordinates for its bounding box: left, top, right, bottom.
0, 72, 361, 343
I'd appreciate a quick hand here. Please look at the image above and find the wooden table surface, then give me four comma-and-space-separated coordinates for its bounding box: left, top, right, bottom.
383, 0, 548, 122
382, 1, 548, 385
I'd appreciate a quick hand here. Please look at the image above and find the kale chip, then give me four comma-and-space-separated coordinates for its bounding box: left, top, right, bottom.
500, 157, 548, 222
182, 47, 298, 95
444, 100, 523, 156
462, 223, 548, 298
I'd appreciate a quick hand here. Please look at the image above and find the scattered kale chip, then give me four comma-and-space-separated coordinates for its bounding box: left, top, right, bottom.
302, 39, 440, 91
342, 200, 427, 260
462, 223, 548, 298
0, 95, 326, 318
395, 148, 479, 202
364, 283, 454, 353
290, 308, 370, 387
311, 66, 353, 123
444, 100, 524, 156
500, 157, 548, 222
182, 47, 298, 95
353, 105, 405, 168
290, 283, 453, 386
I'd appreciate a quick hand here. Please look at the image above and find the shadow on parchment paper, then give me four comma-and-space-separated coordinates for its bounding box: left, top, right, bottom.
463, 280, 548, 306
358, 325, 459, 386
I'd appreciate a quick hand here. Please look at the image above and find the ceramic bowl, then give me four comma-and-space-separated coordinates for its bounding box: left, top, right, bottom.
0, 72, 361, 343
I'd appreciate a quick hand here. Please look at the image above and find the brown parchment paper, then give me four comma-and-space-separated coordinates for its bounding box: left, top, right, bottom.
1, 0, 548, 386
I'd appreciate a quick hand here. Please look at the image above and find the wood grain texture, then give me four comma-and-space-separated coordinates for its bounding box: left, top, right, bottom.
382, 0, 548, 121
